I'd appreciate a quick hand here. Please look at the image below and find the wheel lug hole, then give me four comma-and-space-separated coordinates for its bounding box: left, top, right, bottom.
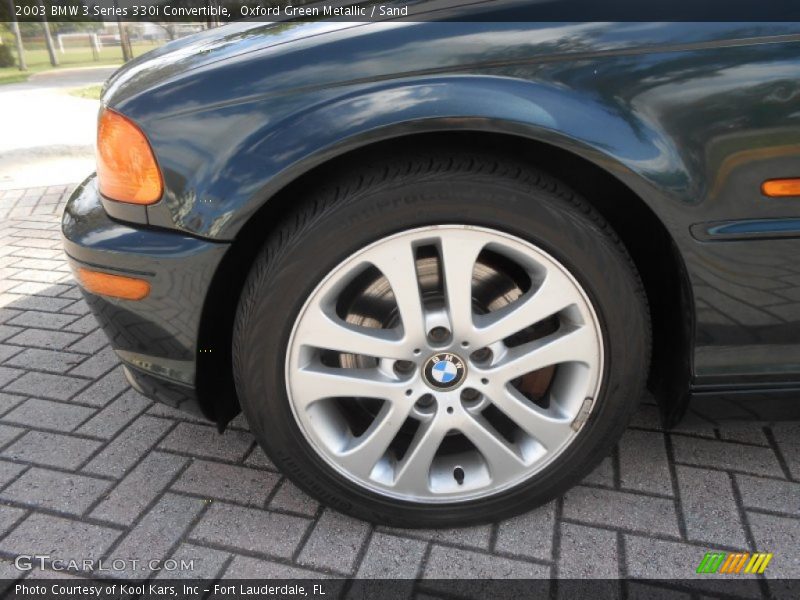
470, 347, 493, 364
446, 406, 454, 414
460, 341, 469, 348
481, 378, 489, 385
416, 393, 435, 410
453, 466, 465, 485
428, 327, 451, 345
412, 348, 421, 356
460, 387, 481, 406
405, 389, 413, 396
394, 360, 415, 376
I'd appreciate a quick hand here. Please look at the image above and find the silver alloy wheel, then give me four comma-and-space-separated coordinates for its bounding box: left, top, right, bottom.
286, 225, 604, 503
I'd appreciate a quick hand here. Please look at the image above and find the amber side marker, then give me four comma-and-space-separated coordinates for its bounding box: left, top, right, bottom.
76, 268, 150, 300
762, 178, 800, 197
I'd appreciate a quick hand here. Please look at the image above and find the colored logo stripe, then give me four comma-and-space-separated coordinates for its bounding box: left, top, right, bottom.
697, 552, 773, 574
745, 553, 773, 574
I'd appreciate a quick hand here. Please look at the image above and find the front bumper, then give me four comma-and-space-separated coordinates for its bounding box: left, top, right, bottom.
62, 176, 230, 419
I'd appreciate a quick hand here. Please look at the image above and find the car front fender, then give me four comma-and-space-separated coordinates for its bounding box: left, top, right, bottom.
142, 75, 690, 240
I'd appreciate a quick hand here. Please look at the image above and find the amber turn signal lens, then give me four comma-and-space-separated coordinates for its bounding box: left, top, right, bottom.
76, 268, 150, 301
762, 179, 800, 198
96, 108, 163, 204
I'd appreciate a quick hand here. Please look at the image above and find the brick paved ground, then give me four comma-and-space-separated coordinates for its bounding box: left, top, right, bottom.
0, 185, 797, 595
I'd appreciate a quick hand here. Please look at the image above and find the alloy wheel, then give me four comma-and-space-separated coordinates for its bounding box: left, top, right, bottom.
286, 225, 603, 502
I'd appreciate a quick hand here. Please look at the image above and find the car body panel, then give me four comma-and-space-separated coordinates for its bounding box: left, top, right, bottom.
63, 17, 800, 423
62, 177, 228, 418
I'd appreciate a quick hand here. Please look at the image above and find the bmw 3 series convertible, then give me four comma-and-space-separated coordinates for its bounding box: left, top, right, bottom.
62, 6, 800, 526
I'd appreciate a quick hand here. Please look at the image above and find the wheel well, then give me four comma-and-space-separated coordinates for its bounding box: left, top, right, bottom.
197, 131, 693, 429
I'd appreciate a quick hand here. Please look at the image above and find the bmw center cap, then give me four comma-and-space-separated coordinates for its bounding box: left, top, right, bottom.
423, 353, 467, 390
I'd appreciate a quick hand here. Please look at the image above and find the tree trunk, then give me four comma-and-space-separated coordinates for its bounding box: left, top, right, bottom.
6, 0, 27, 71
38, 0, 59, 67
118, 22, 133, 61
112, 0, 132, 61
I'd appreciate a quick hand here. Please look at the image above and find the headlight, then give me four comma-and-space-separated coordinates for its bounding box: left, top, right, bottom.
96, 108, 163, 205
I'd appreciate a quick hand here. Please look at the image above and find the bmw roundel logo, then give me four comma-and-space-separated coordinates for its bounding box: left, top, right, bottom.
423, 353, 466, 390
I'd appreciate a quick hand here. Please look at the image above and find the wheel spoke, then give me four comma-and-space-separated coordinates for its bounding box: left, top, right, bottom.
295, 306, 409, 360
367, 242, 427, 343
460, 415, 526, 479
473, 269, 575, 347
439, 235, 485, 336
392, 418, 448, 494
338, 401, 412, 478
488, 386, 574, 450
489, 325, 597, 383
292, 365, 405, 406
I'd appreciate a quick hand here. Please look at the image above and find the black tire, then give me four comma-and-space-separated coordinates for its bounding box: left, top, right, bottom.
233, 152, 650, 527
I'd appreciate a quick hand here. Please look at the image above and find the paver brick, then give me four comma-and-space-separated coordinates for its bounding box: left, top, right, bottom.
91, 451, 187, 526
0, 504, 25, 536
356, 532, 427, 579
155, 543, 230, 580
298, 509, 371, 574
109, 493, 205, 579
2, 431, 101, 469
558, 522, 618, 578
160, 422, 254, 462
0, 294, 71, 313
735, 474, 800, 516
0, 459, 26, 488
190, 502, 312, 559
68, 330, 110, 354
75, 389, 151, 438
624, 535, 761, 596
582, 456, 615, 487
4, 348, 85, 374
0, 393, 26, 417
671, 435, 784, 477
676, 465, 748, 548
4, 328, 81, 350
6, 310, 77, 330
423, 544, 550, 578
0, 424, 25, 447
223, 555, 329, 579
2, 398, 94, 431
268, 479, 320, 517
618, 429, 673, 496
67, 346, 119, 379
4, 372, 88, 401
382, 523, 493, 550
82, 415, 172, 477
1, 513, 120, 561
0, 366, 24, 388
0, 467, 111, 516
563, 486, 681, 537
747, 512, 800, 578
244, 446, 277, 470
771, 422, 800, 480
0, 345, 24, 363
172, 459, 280, 506
74, 366, 129, 407
495, 501, 556, 561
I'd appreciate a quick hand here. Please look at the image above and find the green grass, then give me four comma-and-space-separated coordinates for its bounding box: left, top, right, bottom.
0, 42, 161, 86
69, 84, 102, 99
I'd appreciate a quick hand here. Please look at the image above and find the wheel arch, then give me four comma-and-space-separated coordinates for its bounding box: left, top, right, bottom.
198, 130, 694, 430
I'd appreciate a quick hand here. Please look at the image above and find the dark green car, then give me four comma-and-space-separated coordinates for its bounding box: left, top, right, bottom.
62, 7, 800, 526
